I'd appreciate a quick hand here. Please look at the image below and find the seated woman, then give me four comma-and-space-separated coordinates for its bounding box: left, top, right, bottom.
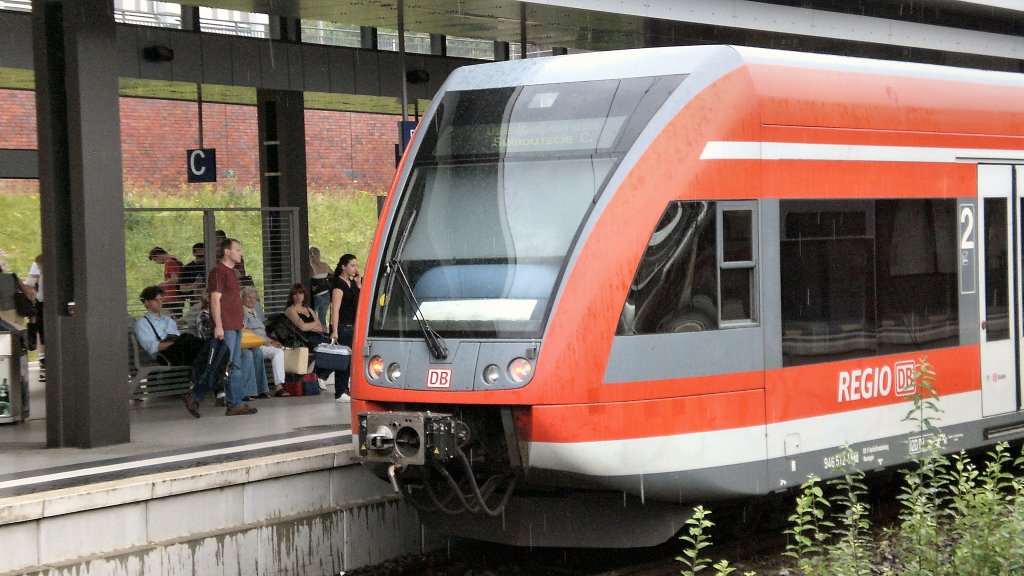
284, 283, 331, 389
284, 283, 328, 349
241, 286, 289, 397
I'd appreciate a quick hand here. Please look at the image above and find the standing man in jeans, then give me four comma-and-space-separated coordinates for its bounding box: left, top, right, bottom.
183, 237, 257, 417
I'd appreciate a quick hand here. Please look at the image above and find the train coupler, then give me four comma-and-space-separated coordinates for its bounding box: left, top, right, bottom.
358, 411, 458, 466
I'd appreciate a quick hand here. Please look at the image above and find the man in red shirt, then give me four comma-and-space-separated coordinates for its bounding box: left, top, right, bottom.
148, 247, 184, 318
183, 237, 257, 417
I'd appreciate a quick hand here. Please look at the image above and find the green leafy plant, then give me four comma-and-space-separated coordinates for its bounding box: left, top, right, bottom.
821, 447, 872, 576
678, 505, 715, 576
676, 506, 755, 576
783, 474, 832, 571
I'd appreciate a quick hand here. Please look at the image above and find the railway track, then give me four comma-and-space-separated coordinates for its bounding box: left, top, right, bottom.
344, 508, 792, 576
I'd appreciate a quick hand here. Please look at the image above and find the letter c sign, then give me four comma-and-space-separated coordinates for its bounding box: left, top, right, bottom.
187, 148, 217, 183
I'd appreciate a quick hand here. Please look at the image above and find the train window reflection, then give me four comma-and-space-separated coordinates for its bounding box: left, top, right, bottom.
780, 199, 960, 366
619, 201, 761, 334
619, 201, 720, 334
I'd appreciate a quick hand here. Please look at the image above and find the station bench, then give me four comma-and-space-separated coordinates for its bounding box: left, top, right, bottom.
128, 324, 276, 401
128, 326, 192, 400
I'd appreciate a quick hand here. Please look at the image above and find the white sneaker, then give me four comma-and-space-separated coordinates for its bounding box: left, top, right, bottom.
318, 379, 328, 391
336, 393, 351, 403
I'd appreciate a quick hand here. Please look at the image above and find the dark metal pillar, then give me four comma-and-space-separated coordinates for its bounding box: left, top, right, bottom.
494, 41, 511, 61
257, 90, 311, 289
430, 33, 446, 57
32, 0, 130, 447
180, 5, 200, 32
270, 16, 301, 42
360, 26, 378, 50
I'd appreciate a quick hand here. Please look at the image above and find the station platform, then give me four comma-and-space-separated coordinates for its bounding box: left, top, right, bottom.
0, 362, 352, 498
0, 363, 431, 576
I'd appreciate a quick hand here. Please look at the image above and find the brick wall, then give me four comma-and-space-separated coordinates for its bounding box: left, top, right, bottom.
1, 89, 37, 149
0, 89, 398, 192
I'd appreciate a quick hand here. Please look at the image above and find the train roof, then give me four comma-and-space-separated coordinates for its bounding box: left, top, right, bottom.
440, 44, 1024, 138
443, 44, 1024, 90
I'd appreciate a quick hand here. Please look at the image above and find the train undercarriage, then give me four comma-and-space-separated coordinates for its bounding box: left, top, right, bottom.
356, 406, 691, 547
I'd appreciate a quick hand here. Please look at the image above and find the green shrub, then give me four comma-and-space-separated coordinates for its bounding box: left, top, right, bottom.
678, 357, 1024, 576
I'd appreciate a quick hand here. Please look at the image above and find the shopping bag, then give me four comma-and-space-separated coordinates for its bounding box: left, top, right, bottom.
283, 346, 309, 374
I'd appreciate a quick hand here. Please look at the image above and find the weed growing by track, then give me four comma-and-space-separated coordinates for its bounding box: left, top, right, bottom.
679, 357, 1024, 575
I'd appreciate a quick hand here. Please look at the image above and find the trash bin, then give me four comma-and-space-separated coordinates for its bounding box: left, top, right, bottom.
0, 319, 29, 424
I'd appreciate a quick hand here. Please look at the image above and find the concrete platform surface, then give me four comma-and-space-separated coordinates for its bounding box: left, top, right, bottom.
0, 363, 354, 498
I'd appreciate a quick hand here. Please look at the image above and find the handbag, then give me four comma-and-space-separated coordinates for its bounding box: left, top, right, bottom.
240, 328, 263, 349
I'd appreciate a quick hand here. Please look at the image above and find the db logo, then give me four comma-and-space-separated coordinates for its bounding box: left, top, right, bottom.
427, 368, 452, 388
894, 360, 917, 396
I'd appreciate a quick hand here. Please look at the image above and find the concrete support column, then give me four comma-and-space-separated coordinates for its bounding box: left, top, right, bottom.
32, 0, 129, 447
257, 90, 311, 288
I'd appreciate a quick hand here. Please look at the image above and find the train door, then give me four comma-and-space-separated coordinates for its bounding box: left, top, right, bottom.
978, 164, 1022, 417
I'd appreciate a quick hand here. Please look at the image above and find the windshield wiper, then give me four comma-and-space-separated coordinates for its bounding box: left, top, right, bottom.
392, 260, 448, 360
379, 210, 415, 328
380, 210, 448, 360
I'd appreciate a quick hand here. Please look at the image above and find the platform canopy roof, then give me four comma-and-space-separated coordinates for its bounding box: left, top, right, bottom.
179, 0, 1024, 64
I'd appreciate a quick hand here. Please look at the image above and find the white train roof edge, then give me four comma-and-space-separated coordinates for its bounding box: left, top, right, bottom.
440, 44, 1024, 91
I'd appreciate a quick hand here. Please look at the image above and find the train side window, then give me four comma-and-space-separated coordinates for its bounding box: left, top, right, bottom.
780, 199, 959, 366
719, 203, 758, 323
618, 201, 731, 335
983, 198, 1010, 341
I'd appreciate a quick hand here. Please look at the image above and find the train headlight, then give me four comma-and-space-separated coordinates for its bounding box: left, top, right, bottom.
482, 364, 500, 384
368, 355, 384, 379
508, 358, 533, 383
386, 362, 402, 382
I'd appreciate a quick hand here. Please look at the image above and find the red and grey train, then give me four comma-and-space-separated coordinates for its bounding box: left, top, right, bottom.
349, 45, 1024, 547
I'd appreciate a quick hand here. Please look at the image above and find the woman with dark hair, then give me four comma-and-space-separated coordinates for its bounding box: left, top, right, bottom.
283, 284, 329, 387
284, 283, 326, 337
326, 254, 361, 402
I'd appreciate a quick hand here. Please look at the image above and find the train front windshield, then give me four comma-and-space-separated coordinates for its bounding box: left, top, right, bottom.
371, 75, 685, 339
